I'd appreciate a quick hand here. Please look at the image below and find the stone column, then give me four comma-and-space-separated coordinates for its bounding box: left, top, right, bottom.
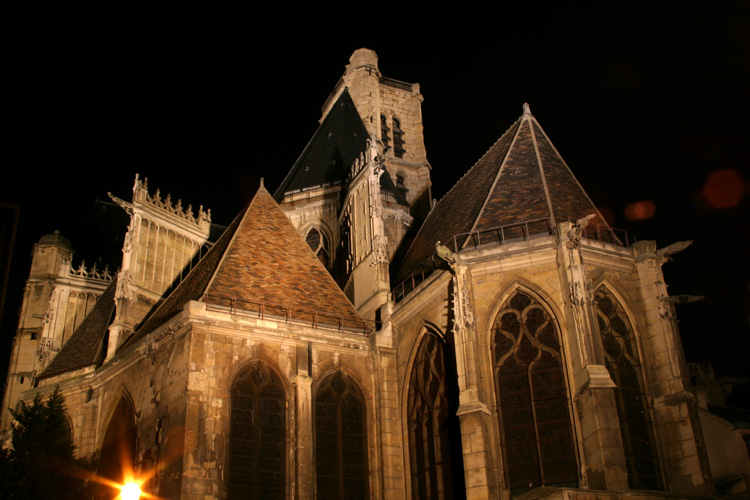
295, 345, 313, 500
557, 221, 628, 491
438, 245, 497, 499
632, 240, 712, 495
372, 309, 407, 499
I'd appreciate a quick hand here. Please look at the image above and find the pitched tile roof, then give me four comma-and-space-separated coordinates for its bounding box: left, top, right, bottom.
395, 104, 609, 283
126, 183, 364, 348
38, 280, 116, 380
274, 88, 406, 205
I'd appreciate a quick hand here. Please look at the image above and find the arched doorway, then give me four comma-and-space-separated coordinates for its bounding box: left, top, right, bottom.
96, 396, 137, 499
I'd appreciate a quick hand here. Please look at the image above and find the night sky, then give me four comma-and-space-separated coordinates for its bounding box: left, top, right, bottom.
3, 5, 748, 406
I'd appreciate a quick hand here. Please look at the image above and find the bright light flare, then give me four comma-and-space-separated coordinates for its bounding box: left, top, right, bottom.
121, 482, 142, 500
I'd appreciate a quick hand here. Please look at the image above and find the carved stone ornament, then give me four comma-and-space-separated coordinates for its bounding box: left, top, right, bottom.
435, 241, 455, 267
450, 264, 475, 332
656, 240, 693, 264
37, 338, 52, 362
566, 214, 596, 249
370, 235, 389, 266
122, 227, 134, 253
116, 270, 134, 300
657, 293, 673, 320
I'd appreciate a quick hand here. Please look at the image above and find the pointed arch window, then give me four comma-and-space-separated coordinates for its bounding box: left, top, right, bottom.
492, 290, 578, 492
407, 331, 465, 499
305, 227, 331, 269
315, 371, 369, 499
228, 362, 286, 499
392, 117, 405, 158
596, 287, 659, 490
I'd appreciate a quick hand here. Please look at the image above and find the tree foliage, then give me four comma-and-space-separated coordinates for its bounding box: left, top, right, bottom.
0, 388, 94, 500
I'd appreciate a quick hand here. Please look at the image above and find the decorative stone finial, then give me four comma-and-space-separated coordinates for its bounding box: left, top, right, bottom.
260, 177, 264, 189
523, 103, 532, 116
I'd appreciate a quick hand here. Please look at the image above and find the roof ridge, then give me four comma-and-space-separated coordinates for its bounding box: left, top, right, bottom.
528, 116, 613, 229
434, 116, 523, 206
463, 114, 527, 240
200, 194, 258, 299
124, 202, 247, 345
528, 115, 558, 226
394, 116, 523, 281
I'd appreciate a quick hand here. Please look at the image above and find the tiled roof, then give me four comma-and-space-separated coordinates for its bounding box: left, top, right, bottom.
38, 280, 116, 380
126, 183, 364, 348
395, 105, 608, 283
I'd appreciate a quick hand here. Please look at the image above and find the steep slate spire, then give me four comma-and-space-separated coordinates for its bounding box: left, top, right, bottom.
275, 88, 368, 200
274, 88, 405, 203
396, 104, 609, 283
125, 184, 365, 349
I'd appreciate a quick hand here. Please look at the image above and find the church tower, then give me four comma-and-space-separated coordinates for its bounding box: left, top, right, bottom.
275, 49, 430, 321
322, 48, 432, 221
0, 231, 112, 433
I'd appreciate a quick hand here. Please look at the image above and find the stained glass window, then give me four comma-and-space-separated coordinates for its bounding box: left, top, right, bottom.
315, 372, 369, 499
492, 290, 578, 492
228, 362, 286, 499
306, 227, 331, 269
407, 332, 465, 499
596, 287, 659, 490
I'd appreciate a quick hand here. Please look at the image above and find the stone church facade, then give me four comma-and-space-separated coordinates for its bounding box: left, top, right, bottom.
1, 49, 718, 499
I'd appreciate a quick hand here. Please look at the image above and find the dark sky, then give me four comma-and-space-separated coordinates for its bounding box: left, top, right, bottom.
3, 5, 749, 405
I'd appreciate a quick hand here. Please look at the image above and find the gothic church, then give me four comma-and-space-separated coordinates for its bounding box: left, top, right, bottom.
2, 49, 715, 499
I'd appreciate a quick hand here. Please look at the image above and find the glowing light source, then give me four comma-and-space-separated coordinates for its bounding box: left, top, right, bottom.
702, 168, 745, 209
624, 200, 656, 221
121, 482, 142, 500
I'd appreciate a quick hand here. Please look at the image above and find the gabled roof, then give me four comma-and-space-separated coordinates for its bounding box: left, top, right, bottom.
126, 183, 364, 348
274, 88, 406, 205
38, 280, 116, 380
395, 104, 608, 283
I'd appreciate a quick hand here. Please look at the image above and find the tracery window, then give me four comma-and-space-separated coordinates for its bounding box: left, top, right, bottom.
228, 362, 286, 499
492, 290, 578, 492
315, 372, 369, 499
407, 331, 465, 499
393, 117, 405, 158
306, 227, 331, 269
596, 287, 659, 490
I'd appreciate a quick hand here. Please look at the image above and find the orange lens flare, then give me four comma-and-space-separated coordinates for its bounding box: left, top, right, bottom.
702, 168, 745, 209
121, 482, 142, 500
624, 200, 656, 221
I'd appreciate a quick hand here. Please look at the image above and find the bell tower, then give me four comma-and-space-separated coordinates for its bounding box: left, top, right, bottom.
321, 48, 432, 225
275, 49, 431, 321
